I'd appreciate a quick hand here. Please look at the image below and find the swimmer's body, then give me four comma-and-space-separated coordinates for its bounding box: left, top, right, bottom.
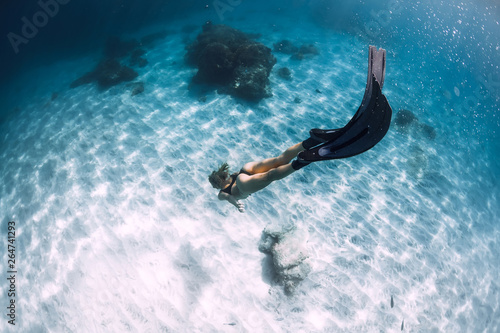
209, 142, 305, 213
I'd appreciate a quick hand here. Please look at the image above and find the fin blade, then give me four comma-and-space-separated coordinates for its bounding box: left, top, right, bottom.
299, 76, 392, 161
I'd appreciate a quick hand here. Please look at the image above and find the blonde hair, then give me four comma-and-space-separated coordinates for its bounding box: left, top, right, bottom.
208, 162, 230, 189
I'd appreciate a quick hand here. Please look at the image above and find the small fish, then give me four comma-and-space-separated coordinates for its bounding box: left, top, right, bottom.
401, 319, 404, 331
224, 323, 236, 326
391, 295, 394, 308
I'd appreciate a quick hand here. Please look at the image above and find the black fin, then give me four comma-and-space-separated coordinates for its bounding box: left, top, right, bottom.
297, 46, 392, 162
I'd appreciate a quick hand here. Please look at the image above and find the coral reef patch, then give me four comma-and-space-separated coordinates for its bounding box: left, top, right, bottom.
185, 23, 277, 101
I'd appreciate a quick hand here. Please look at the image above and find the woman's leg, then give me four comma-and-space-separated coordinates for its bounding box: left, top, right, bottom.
242, 142, 304, 174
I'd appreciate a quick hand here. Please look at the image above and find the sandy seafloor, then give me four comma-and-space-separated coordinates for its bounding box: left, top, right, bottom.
1, 8, 500, 333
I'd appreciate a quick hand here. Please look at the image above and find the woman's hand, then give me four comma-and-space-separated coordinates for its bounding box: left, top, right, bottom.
235, 200, 245, 213
218, 192, 246, 213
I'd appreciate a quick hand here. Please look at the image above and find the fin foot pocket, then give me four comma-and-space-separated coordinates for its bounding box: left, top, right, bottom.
301, 128, 344, 149
310, 128, 344, 143
291, 158, 311, 170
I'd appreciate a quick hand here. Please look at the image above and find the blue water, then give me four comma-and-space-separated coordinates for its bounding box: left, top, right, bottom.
0, 1, 499, 332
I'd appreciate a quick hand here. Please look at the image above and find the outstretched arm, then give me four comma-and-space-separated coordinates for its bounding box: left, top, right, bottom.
218, 191, 245, 213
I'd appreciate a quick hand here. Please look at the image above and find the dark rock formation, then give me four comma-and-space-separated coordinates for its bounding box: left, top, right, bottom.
419, 123, 436, 140
291, 44, 320, 61
394, 109, 418, 128
274, 39, 319, 61
273, 40, 298, 54
232, 65, 272, 100
185, 24, 250, 65
395, 109, 436, 140
70, 32, 167, 91
70, 59, 138, 89
129, 81, 145, 96
185, 23, 277, 101
298, 44, 320, 56
195, 42, 234, 84
259, 224, 311, 295
233, 43, 275, 72
277, 67, 292, 80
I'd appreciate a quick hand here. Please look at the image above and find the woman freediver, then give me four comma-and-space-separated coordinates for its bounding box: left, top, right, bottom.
209, 46, 392, 212
208, 142, 311, 213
